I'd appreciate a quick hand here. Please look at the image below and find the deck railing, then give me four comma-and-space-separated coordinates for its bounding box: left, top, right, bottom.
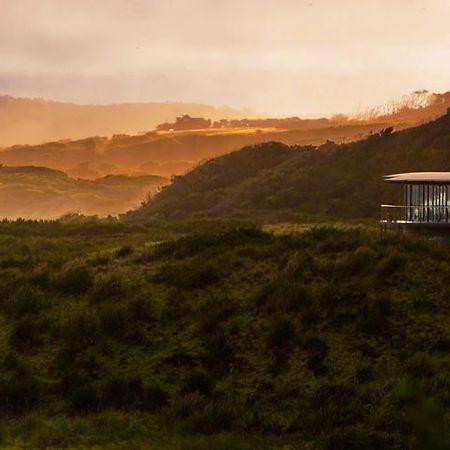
381, 204, 450, 224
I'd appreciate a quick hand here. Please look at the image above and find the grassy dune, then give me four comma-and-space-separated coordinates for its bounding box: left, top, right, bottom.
0, 221, 448, 448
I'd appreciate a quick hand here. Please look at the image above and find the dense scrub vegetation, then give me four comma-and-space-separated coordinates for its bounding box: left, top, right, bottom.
0, 222, 448, 449
128, 112, 450, 223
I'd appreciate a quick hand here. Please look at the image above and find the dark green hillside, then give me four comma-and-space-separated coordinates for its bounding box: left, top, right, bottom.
0, 223, 448, 448
128, 111, 450, 223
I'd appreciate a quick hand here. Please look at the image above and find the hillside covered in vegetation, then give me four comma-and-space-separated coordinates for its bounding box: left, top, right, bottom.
0, 223, 448, 449
129, 111, 450, 223
0, 120, 390, 179
0, 166, 165, 219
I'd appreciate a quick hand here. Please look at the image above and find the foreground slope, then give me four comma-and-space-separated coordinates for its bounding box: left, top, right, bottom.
0, 224, 448, 449
129, 111, 450, 222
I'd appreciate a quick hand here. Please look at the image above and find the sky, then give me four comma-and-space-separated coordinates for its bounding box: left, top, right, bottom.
1, 0, 449, 116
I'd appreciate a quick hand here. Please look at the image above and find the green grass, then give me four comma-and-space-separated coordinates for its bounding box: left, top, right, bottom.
0, 220, 448, 449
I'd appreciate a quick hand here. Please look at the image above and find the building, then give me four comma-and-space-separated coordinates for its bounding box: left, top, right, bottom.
156, 114, 211, 131
381, 172, 450, 233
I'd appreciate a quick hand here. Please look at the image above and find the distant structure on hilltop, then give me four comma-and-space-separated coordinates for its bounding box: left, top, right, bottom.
156, 115, 332, 132
157, 114, 211, 131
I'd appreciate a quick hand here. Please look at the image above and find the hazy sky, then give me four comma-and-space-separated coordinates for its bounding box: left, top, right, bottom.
1, 0, 449, 115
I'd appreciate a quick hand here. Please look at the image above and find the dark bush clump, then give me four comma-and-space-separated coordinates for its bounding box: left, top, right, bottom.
259, 280, 311, 313
268, 316, 295, 350
375, 253, 406, 280
203, 333, 235, 370
357, 298, 391, 335
0, 375, 41, 412
127, 295, 155, 323
9, 317, 45, 353
181, 371, 215, 397
304, 337, 329, 377
153, 227, 270, 259
98, 303, 130, 340
102, 375, 143, 408
140, 384, 170, 410
115, 245, 133, 258
91, 272, 125, 303
198, 295, 237, 333
157, 259, 220, 289
183, 403, 234, 434
57, 260, 94, 295
57, 312, 100, 352
70, 382, 101, 412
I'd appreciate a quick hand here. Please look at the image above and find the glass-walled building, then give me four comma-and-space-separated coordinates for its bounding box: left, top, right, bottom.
382, 173, 450, 225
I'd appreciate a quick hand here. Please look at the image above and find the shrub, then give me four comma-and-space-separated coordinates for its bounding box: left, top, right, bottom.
139, 384, 170, 410
70, 382, 101, 412
157, 259, 220, 289
325, 428, 387, 450
127, 295, 155, 323
153, 227, 270, 259
341, 246, 376, 275
163, 289, 191, 320
203, 333, 235, 370
304, 337, 329, 377
57, 311, 100, 352
404, 354, 435, 379
164, 350, 195, 368
0, 375, 41, 412
98, 303, 130, 340
9, 317, 45, 353
183, 402, 234, 434
268, 316, 295, 350
198, 295, 237, 332
91, 272, 125, 303
102, 375, 143, 408
29, 263, 51, 288
181, 371, 215, 397
357, 298, 391, 335
261, 280, 311, 313
3, 284, 48, 318
375, 253, 406, 280
57, 260, 94, 295
115, 245, 133, 258
283, 251, 314, 279
311, 383, 365, 431
355, 366, 373, 384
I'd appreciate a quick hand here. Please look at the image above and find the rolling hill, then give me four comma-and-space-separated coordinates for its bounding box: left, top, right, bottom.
0, 122, 391, 179
1, 91, 448, 180
0, 166, 166, 219
0, 96, 257, 147
127, 109, 450, 223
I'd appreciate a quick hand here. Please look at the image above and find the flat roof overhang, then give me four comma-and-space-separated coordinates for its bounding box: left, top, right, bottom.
384, 172, 450, 184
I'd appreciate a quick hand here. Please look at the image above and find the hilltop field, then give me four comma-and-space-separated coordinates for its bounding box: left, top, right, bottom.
0, 218, 448, 449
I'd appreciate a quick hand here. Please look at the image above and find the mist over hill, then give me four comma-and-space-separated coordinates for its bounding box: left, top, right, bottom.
0, 165, 166, 219
0, 96, 257, 147
128, 110, 450, 223
0, 122, 391, 179
1, 91, 448, 181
